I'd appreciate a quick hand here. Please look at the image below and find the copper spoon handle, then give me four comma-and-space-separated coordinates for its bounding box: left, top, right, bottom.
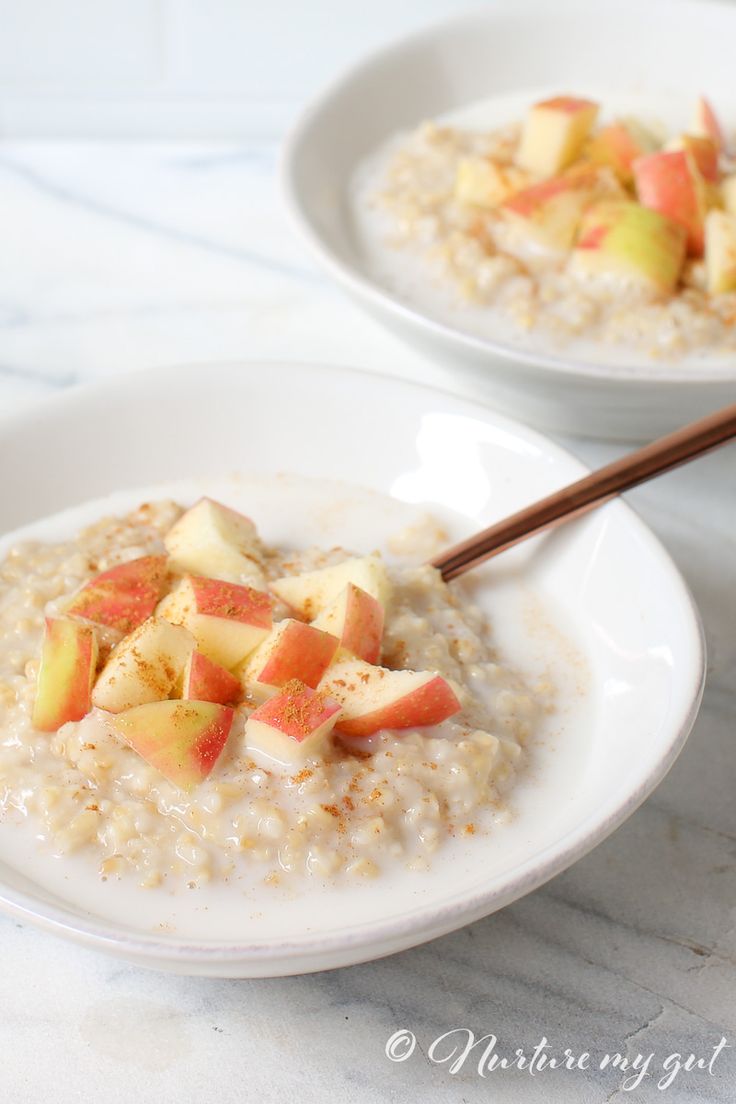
431, 402, 736, 582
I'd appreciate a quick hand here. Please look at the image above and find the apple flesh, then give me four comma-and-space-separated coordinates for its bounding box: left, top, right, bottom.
157, 574, 272, 669
633, 149, 708, 256
500, 166, 615, 253
164, 498, 266, 588
320, 658, 461, 738
311, 583, 384, 664
667, 134, 719, 184
92, 617, 195, 713
572, 201, 687, 293
705, 210, 736, 294
271, 555, 391, 620
516, 96, 599, 177
244, 680, 342, 766
64, 555, 169, 634
182, 650, 241, 705
587, 120, 656, 184
239, 619, 339, 703
112, 699, 234, 790
722, 175, 736, 217
692, 96, 725, 154
454, 157, 529, 208
32, 618, 98, 731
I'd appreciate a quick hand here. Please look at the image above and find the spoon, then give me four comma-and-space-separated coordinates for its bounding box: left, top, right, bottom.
431, 402, 736, 582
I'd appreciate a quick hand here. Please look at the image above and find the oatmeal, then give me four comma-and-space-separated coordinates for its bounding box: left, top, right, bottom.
354, 93, 736, 360
0, 497, 539, 890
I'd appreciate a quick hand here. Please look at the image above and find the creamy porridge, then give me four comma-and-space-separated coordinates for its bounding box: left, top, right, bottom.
353, 93, 736, 360
0, 496, 542, 891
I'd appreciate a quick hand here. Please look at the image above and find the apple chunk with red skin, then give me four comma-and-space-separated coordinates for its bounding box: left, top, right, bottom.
157, 575, 272, 669
587, 120, 656, 184
517, 95, 598, 177
633, 150, 708, 256
271, 555, 391, 620
311, 583, 384, 664
92, 616, 195, 713
32, 618, 98, 731
239, 619, 339, 703
182, 650, 241, 705
320, 658, 461, 737
64, 555, 169, 634
112, 699, 234, 789
500, 166, 615, 253
572, 201, 686, 294
692, 96, 725, 154
244, 680, 342, 766
164, 497, 265, 588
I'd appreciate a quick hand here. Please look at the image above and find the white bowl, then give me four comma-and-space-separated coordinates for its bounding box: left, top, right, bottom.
0, 362, 704, 976
283, 0, 736, 441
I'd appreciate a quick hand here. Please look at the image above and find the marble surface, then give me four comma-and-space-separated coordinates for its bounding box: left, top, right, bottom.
0, 138, 734, 1104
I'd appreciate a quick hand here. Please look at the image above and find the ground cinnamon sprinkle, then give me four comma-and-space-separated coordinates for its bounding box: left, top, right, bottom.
464, 823, 475, 835
321, 803, 340, 818
290, 767, 313, 785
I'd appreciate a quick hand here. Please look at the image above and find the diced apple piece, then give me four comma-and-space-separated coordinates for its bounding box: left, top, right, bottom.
157, 575, 272, 669
182, 650, 241, 705
705, 210, 736, 294
64, 555, 169, 634
312, 584, 384, 664
572, 201, 686, 293
667, 134, 719, 183
722, 176, 736, 217
500, 166, 609, 252
92, 617, 194, 713
271, 555, 391, 620
320, 658, 461, 738
454, 157, 528, 208
587, 120, 657, 184
633, 149, 708, 256
239, 619, 338, 703
164, 498, 265, 588
692, 96, 725, 154
112, 699, 234, 789
517, 96, 598, 176
244, 680, 342, 766
32, 618, 98, 731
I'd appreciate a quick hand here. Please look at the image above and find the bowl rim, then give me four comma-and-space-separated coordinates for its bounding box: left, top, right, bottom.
0, 360, 708, 969
281, 0, 736, 387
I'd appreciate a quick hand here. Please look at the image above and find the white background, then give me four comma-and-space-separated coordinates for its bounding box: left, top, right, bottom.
0, 0, 478, 136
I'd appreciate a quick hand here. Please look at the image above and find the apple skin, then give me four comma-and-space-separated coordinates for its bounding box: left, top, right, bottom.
500, 165, 614, 252
633, 150, 708, 256
573, 201, 687, 293
157, 574, 273, 669
164, 497, 265, 588
312, 583, 384, 664
92, 616, 195, 713
320, 659, 461, 737
693, 96, 725, 154
111, 699, 234, 789
271, 555, 391, 620
517, 96, 599, 176
64, 555, 169, 634
240, 619, 339, 701
32, 618, 98, 731
183, 650, 241, 705
670, 135, 719, 184
244, 680, 342, 765
588, 121, 655, 184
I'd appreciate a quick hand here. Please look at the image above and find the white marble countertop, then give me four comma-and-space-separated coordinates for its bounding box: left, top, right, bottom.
0, 138, 734, 1104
